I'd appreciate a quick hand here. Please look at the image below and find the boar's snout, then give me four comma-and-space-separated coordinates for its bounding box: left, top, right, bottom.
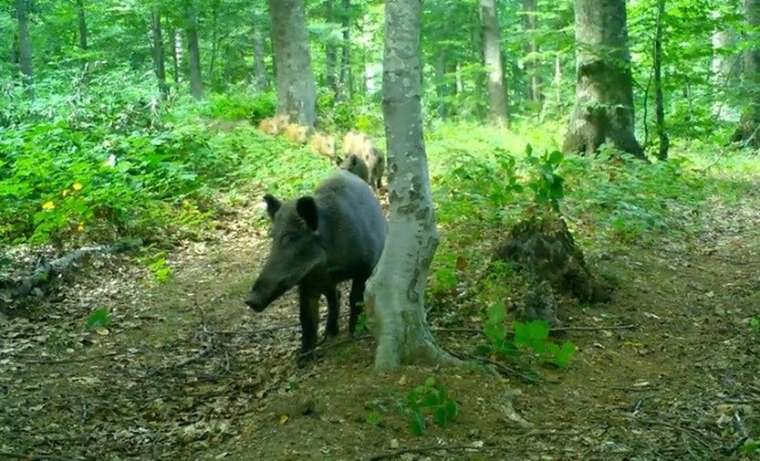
245, 291, 268, 312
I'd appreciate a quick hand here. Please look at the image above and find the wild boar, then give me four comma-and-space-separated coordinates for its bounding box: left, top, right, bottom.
341, 131, 385, 191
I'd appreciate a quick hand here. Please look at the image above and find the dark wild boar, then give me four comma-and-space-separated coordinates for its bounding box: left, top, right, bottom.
339, 154, 370, 183
245, 170, 387, 365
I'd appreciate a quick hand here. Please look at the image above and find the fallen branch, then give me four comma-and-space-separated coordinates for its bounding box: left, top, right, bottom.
552, 324, 636, 333
369, 444, 493, 461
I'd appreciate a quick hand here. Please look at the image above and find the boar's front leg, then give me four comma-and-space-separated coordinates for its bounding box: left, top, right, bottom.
297, 285, 320, 366
348, 278, 366, 335
324, 286, 340, 338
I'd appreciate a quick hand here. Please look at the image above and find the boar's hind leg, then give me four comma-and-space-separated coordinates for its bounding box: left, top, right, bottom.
297, 286, 320, 365
348, 278, 367, 335
324, 286, 340, 337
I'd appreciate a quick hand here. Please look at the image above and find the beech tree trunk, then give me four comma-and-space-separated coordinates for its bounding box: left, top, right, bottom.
325, 0, 339, 95
435, 49, 448, 119
563, 0, 643, 157
732, 0, 760, 146
77, 0, 88, 51
170, 27, 180, 85
184, 0, 204, 99
251, 10, 269, 91
150, 5, 168, 96
523, 0, 541, 104
654, 0, 669, 160
365, 0, 455, 370
339, 0, 353, 100
480, 0, 508, 126
267, 0, 316, 126
16, 0, 33, 96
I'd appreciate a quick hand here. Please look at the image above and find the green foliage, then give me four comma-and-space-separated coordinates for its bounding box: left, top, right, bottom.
742, 438, 760, 455
85, 307, 112, 330
524, 145, 565, 211
146, 254, 173, 283
405, 377, 459, 435
484, 303, 576, 368
751, 317, 760, 335
203, 91, 276, 122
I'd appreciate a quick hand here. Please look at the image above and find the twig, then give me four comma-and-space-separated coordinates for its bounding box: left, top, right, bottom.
369, 444, 493, 461
0, 451, 83, 461
432, 327, 482, 334
552, 324, 636, 333
461, 353, 542, 384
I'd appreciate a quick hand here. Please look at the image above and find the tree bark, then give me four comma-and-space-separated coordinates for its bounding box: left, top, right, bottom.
653, 0, 668, 160
325, 0, 339, 95
170, 27, 181, 85
76, 0, 88, 50
365, 0, 455, 370
251, 9, 270, 91
184, 0, 204, 99
267, 0, 317, 126
338, 0, 353, 101
523, 0, 541, 104
563, 0, 643, 157
435, 49, 448, 119
150, 5, 168, 96
732, 0, 760, 147
16, 0, 33, 96
208, 0, 219, 79
480, 0, 508, 126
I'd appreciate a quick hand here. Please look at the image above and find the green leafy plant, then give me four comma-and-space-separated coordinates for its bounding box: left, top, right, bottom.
85, 307, 112, 329
405, 377, 459, 435
145, 253, 172, 283
742, 438, 760, 455
750, 317, 760, 335
484, 303, 576, 368
525, 145, 565, 211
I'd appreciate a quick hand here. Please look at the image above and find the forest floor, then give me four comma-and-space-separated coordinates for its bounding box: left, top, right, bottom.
1, 159, 759, 461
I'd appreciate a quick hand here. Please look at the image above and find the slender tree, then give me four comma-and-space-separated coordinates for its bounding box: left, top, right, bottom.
251, 8, 269, 91
325, 0, 339, 95
654, 0, 668, 160
480, 0, 508, 126
76, 0, 88, 51
150, 4, 168, 96
16, 0, 33, 96
365, 0, 455, 370
184, 0, 204, 99
339, 0, 353, 100
267, 0, 316, 126
170, 26, 181, 85
523, 0, 541, 104
563, 0, 643, 157
732, 0, 760, 146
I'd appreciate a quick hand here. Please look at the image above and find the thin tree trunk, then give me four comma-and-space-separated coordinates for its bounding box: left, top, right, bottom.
267, 0, 317, 126
325, 0, 339, 95
563, 0, 643, 157
523, 0, 541, 104
169, 27, 180, 84
365, 0, 456, 370
208, 0, 219, 79
732, 0, 760, 146
150, 6, 168, 97
480, 0, 508, 126
77, 0, 88, 50
251, 10, 269, 91
435, 49, 448, 119
654, 0, 668, 160
184, 0, 204, 99
16, 0, 33, 96
339, 0, 353, 100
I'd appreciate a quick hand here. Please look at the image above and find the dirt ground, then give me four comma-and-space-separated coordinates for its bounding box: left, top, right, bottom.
1, 179, 759, 460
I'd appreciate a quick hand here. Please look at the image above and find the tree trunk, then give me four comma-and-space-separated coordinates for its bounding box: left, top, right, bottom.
150, 6, 168, 96
563, 0, 643, 157
169, 27, 180, 85
16, 0, 33, 96
365, 0, 455, 370
654, 0, 668, 160
184, 0, 204, 99
435, 49, 448, 119
523, 0, 541, 104
208, 0, 219, 79
711, 27, 740, 121
338, 0, 353, 101
480, 0, 508, 126
325, 0, 339, 95
251, 10, 270, 91
267, 0, 317, 126
76, 0, 88, 50
732, 0, 760, 146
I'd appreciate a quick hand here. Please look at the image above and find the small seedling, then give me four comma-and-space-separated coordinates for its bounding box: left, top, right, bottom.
405, 377, 459, 435
750, 317, 759, 335
147, 255, 173, 283
85, 307, 111, 329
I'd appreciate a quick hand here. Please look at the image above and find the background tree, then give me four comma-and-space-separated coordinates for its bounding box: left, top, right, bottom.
150, 3, 168, 96
184, 0, 204, 99
733, 0, 760, 146
480, 0, 509, 125
15, 0, 33, 96
267, 0, 316, 126
654, 0, 668, 159
365, 0, 454, 370
563, 0, 643, 157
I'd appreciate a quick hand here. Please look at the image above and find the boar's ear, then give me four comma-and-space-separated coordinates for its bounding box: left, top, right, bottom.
296, 196, 319, 232
263, 194, 281, 220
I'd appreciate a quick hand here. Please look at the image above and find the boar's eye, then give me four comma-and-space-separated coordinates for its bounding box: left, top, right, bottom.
280, 232, 298, 244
